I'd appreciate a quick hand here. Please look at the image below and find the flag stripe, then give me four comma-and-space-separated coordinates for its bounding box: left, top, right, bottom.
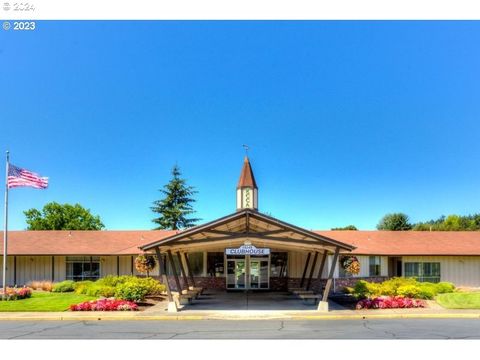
7, 164, 49, 189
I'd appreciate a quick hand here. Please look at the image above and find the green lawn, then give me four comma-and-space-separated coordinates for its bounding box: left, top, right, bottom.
0, 291, 96, 312
436, 292, 480, 309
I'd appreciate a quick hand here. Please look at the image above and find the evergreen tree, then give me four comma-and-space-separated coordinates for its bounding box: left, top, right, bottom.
151, 165, 200, 230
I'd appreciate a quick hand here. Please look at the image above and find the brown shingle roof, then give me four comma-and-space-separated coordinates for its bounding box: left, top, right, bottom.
237, 156, 257, 188
1, 230, 480, 256
315, 231, 480, 256
0, 230, 177, 256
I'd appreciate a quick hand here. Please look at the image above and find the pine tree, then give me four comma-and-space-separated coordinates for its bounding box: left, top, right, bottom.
151, 165, 200, 230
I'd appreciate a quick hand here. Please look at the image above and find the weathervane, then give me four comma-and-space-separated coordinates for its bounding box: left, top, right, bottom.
242, 144, 249, 156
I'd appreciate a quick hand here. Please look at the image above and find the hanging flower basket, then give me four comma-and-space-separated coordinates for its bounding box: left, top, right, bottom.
341, 256, 360, 275
135, 255, 156, 274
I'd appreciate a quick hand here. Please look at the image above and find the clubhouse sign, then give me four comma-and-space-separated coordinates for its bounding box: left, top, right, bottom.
225, 244, 271, 256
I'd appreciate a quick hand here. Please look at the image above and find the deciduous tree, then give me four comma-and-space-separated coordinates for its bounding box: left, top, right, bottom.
24, 202, 104, 230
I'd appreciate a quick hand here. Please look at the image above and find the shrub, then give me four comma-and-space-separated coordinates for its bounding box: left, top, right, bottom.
52, 280, 75, 293
72, 276, 165, 301
139, 277, 165, 295
85, 285, 116, 298
27, 281, 53, 292
114, 281, 150, 302
351, 277, 455, 300
41, 281, 53, 292
396, 285, 420, 298
435, 282, 455, 294
74, 281, 94, 295
417, 283, 438, 299
70, 298, 138, 311
356, 296, 426, 310
96, 275, 132, 287
352, 280, 382, 298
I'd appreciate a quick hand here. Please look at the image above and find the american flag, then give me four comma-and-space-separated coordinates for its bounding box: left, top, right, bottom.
7, 164, 49, 189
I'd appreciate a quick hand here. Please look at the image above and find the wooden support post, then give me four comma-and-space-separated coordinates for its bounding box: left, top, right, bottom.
306, 251, 319, 290
117, 256, 120, 276
321, 246, 340, 303
131, 256, 134, 275
176, 251, 189, 289
183, 253, 196, 287
167, 250, 182, 292
155, 248, 172, 302
51, 256, 55, 282
299, 252, 311, 288
316, 250, 328, 281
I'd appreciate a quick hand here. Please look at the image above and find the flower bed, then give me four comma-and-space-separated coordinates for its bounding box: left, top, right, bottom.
0, 287, 33, 301
70, 298, 138, 311
356, 296, 426, 310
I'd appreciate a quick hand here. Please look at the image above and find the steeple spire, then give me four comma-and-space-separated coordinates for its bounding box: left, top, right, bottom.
236, 156, 258, 211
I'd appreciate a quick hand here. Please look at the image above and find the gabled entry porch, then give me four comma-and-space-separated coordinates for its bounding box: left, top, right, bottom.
140, 209, 355, 312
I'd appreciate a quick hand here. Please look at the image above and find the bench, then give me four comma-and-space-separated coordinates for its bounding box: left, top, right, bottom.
181, 289, 199, 297
189, 286, 203, 294
293, 290, 315, 296
289, 288, 306, 293
172, 292, 194, 305
299, 294, 322, 305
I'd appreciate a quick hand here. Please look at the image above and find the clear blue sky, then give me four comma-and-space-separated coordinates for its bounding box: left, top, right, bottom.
1, 21, 479, 231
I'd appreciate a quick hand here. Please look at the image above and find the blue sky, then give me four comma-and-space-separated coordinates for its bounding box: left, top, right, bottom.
1, 21, 479, 230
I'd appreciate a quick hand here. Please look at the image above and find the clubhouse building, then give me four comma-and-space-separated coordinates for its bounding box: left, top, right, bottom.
2, 157, 480, 310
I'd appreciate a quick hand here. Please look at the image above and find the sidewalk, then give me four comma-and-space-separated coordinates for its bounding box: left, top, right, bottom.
1, 306, 480, 321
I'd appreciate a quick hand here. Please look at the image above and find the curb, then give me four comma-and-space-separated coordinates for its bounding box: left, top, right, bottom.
1, 313, 480, 321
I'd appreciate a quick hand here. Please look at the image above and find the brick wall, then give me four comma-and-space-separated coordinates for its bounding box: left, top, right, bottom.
149, 275, 388, 293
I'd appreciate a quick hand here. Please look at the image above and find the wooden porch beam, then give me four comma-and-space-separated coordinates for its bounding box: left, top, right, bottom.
316, 250, 328, 280
322, 246, 340, 302
155, 247, 173, 302
176, 251, 189, 289
300, 252, 312, 288
203, 229, 287, 237
167, 250, 182, 292
306, 251, 319, 290
183, 253, 196, 287
174, 235, 321, 246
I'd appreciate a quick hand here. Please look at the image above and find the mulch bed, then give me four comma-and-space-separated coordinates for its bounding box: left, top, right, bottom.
136, 295, 167, 311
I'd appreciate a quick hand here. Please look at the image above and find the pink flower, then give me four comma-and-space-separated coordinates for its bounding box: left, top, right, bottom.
70, 298, 138, 311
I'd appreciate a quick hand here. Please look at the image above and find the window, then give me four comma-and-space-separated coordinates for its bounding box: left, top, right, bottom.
369, 256, 381, 276
207, 252, 224, 277
187, 252, 204, 276
66, 256, 100, 281
404, 262, 441, 283
270, 252, 288, 277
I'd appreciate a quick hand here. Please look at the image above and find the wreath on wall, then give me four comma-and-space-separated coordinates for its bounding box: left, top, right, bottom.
135, 255, 156, 274
341, 256, 360, 275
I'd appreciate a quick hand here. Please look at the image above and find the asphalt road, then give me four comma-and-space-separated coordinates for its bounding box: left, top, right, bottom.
0, 319, 479, 339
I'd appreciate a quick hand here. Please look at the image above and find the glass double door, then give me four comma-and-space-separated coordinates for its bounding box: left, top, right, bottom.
226, 256, 269, 290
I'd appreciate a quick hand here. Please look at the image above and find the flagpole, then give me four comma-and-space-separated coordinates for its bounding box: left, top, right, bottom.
2, 151, 9, 299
